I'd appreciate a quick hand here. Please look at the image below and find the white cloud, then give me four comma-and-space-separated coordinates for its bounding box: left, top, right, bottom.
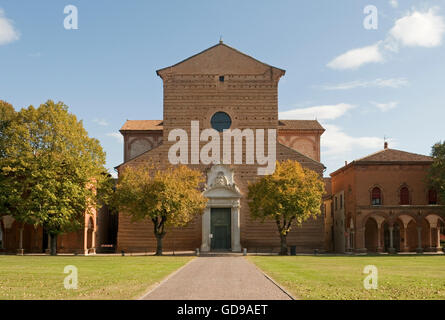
279, 103, 355, 120
322, 78, 408, 90
0, 8, 19, 45
389, 8, 445, 48
107, 132, 123, 143
327, 43, 384, 70
94, 118, 109, 126
327, 8, 445, 70
321, 124, 383, 157
372, 101, 399, 112
390, 0, 398, 8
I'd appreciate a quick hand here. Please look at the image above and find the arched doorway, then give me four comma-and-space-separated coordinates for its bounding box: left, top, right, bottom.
365, 218, 378, 252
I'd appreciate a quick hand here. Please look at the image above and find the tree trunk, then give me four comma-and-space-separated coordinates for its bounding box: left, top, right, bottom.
19, 227, 24, 250
153, 216, 166, 256
155, 234, 164, 256
50, 234, 57, 256
279, 234, 288, 255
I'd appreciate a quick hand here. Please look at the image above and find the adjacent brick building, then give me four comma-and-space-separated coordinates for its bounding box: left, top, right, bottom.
0, 209, 97, 255
328, 142, 444, 253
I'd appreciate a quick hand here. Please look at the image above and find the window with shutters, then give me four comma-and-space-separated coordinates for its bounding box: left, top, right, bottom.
400, 186, 410, 205
371, 187, 382, 205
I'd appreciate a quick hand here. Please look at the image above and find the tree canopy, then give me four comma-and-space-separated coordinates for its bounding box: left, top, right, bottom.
114, 163, 207, 255
0, 100, 112, 254
429, 141, 445, 206
248, 160, 325, 255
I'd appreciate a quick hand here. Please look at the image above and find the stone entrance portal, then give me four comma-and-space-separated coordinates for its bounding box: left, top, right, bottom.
201, 165, 242, 252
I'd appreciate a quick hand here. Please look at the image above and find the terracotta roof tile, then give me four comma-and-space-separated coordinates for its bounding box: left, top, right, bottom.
120, 120, 163, 131
120, 119, 324, 131
356, 148, 432, 162
330, 147, 433, 177
278, 120, 325, 131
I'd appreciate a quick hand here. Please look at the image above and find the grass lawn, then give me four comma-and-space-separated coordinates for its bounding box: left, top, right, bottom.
0, 255, 193, 300
248, 255, 445, 300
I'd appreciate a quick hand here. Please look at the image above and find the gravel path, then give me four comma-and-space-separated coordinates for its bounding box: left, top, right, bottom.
142, 256, 292, 300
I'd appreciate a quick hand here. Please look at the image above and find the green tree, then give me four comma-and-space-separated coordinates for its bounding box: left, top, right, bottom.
248, 160, 325, 255
0, 100, 16, 158
429, 141, 445, 206
0, 100, 112, 255
114, 164, 207, 255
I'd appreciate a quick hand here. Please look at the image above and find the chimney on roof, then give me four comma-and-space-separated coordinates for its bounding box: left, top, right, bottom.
384, 141, 388, 149
345, 161, 348, 166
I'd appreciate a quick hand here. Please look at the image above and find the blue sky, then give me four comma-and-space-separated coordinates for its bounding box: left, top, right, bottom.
1, 0, 444, 177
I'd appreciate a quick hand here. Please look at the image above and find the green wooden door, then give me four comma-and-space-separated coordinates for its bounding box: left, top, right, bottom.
211, 208, 231, 250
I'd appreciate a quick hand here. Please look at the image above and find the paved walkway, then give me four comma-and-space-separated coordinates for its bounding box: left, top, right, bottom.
142, 256, 292, 300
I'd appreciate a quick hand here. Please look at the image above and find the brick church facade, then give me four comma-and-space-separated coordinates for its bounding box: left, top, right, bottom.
115, 42, 327, 253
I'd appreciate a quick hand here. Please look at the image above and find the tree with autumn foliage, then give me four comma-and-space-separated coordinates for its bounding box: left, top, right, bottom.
248, 160, 325, 255
114, 164, 207, 255
0, 100, 112, 255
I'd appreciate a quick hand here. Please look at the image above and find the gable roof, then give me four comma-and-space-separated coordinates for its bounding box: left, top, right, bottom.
156, 41, 285, 78
330, 147, 433, 176
120, 120, 163, 132
278, 120, 325, 131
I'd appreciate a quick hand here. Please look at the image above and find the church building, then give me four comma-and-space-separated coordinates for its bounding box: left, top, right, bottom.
116, 41, 328, 253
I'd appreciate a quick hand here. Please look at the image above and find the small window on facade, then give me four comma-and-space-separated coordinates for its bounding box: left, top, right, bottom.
428, 188, 438, 205
335, 197, 338, 211
371, 187, 382, 205
340, 195, 343, 209
400, 187, 410, 205
219, 75, 225, 82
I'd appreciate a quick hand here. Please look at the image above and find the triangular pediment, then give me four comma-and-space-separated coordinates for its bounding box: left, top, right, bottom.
156, 42, 285, 78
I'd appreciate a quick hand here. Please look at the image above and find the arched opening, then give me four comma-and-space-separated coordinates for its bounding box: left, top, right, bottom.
383, 222, 401, 252
0, 223, 3, 249
421, 219, 430, 250
371, 187, 382, 205
365, 218, 378, 252
406, 220, 418, 251
87, 217, 94, 251
400, 187, 410, 205
440, 220, 445, 249
424, 215, 445, 251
